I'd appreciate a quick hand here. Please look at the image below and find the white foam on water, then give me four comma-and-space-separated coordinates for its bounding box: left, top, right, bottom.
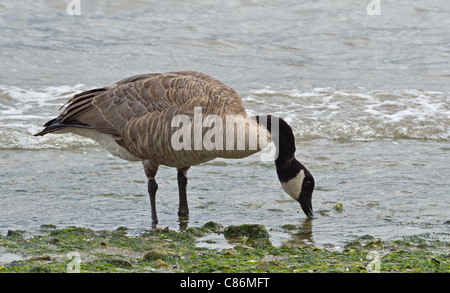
245, 87, 450, 141
0, 84, 98, 149
0, 84, 449, 150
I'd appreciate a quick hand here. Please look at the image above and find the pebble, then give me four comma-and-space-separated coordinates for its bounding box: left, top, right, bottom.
154, 259, 169, 267
234, 244, 254, 250
256, 260, 268, 269
32, 255, 51, 261
219, 249, 235, 255
107, 258, 132, 267
143, 249, 168, 261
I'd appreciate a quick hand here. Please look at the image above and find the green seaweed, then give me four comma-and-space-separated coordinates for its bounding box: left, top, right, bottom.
224, 224, 270, 239
0, 223, 448, 273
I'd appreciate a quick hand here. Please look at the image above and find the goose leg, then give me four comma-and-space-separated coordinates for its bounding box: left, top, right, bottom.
148, 179, 158, 225
177, 167, 190, 220
142, 160, 159, 226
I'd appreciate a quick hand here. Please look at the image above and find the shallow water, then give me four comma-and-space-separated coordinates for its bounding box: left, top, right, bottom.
0, 248, 25, 265
1, 139, 449, 248
0, 0, 449, 249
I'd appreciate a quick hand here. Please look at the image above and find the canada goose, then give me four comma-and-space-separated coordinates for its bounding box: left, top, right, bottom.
34, 71, 315, 225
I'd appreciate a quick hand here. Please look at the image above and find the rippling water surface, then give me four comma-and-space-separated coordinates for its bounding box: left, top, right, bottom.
0, 0, 449, 249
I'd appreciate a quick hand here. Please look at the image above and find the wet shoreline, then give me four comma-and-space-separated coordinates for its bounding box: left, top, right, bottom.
1, 224, 448, 273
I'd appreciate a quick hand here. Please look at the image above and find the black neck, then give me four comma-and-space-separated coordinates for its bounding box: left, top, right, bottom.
254, 115, 301, 181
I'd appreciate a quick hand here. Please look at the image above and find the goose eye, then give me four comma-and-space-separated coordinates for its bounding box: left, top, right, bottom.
304, 181, 311, 188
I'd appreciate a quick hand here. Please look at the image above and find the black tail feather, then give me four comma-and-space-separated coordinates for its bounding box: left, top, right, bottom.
34, 118, 92, 136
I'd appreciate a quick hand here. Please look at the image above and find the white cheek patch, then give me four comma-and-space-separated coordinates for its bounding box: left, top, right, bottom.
280, 169, 305, 201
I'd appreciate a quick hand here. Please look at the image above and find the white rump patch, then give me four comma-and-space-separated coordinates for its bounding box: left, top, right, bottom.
56, 127, 140, 161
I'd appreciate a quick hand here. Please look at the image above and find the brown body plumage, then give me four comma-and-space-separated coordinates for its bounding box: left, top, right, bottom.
36, 71, 269, 167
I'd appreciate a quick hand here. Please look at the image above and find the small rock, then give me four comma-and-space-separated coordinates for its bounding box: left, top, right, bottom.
219, 249, 235, 255
116, 226, 129, 232
107, 258, 132, 267
431, 258, 440, 265
269, 260, 282, 267
6, 230, 25, 237
313, 246, 324, 251
100, 240, 108, 246
143, 249, 168, 261
323, 243, 335, 249
234, 244, 254, 250
256, 260, 268, 269
32, 255, 51, 261
154, 259, 169, 267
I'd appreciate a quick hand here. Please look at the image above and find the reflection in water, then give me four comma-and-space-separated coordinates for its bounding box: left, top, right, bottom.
178, 218, 189, 231
284, 219, 314, 247
152, 218, 189, 231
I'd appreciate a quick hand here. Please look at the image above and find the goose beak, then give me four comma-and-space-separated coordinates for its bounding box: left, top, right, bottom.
300, 202, 314, 219
299, 193, 314, 219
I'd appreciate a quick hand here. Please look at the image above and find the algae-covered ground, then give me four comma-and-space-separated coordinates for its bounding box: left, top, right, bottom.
0, 222, 448, 273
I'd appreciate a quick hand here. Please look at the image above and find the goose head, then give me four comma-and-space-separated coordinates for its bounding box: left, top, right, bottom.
277, 159, 315, 218
257, 115, 315, 218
